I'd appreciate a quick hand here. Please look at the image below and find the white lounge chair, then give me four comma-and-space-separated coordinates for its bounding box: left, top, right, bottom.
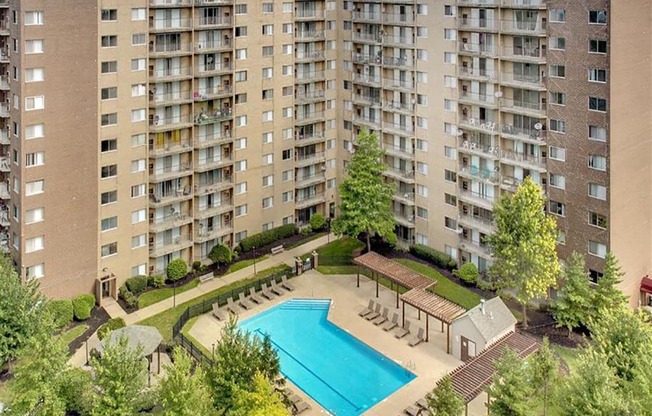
358, 300, 375, 317
270, 280, 286, 296
408, 327, 426, 347
281, 275, 295, 291
395, 320, 411, 339
238, 292, 255, 310
212, 303, 227, 321
227, 297, 240, 315
372, 307, 389, 326
261, 283, 275, 300
248, 287, 264, 304
382, 313, 399, 331
365, 303, 382, 321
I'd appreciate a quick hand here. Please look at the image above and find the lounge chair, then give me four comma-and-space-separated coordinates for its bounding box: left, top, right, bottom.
416, 397, 429, 410
212, 302, 227, 321
403, 405, 420, 416
238, 292, 255, 310
270, 280, 286, 296
288, 394, 302, 404
382, 313, 399, 331
365, 303, 382, 321
358, 300, 375, 317
408, 327, 426, 347
226, 297, 240, 315
261, 283, 275, 300
372, 307, 389, 326
248, 287, 264, 304
293, 400, 311, 414
281, 275, 295, 291
395, 320, 411, 339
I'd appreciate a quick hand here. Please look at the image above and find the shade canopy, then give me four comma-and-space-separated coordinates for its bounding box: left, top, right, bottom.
97, 325, 163, 357
400, 288, 466, 324
641, 276, 652, 294
354, 251, 435, 290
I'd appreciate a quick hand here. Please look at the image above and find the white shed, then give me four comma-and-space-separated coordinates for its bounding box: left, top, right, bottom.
449, 297, 516, 361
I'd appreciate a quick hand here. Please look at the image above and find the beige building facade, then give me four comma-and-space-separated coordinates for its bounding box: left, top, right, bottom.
3, 0, 651, 307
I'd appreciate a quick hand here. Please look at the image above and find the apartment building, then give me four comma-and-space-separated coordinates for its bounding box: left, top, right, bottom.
3, 0, 651, 307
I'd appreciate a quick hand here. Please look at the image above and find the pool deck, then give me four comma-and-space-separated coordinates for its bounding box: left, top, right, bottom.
188, 269, 488, 416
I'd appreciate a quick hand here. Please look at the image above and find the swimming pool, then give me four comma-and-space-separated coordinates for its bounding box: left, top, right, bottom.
239, 298, 416, 416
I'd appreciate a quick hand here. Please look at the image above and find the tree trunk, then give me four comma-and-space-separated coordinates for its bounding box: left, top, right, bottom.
522, 302, 528, 328
366, 230, 371, 253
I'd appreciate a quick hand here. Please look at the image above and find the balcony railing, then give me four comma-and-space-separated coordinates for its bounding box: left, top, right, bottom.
353, 53, 381, 65
459, 91, 497, 106
501, 124, 546, 143
352, 73, 382, 85
150, 66, 193, 80
352, 32, 381, 42
151, 90, 193, 104
194, 108, 233, 125
149, 139, 192, 155
195, 38, 232, 51
295, 172, 326, 186
458, 67, 496, 80
296, 51, 324, 61
459, 42, 496, 55
295, 151, 325, 163
393, 211, 415, 226
352, 11, 381, 21
296, 90, 325, 102
149, 114, 193, 130
384, 143, 414, 156
458, 18, 497, 30
459, 236, 492, 256
459, 139, 499, 158
383, 78, 415, 89
458, 213, 493, 232
384, 121, 415, 135
195, 131, 232, 148
500, 72, 545, 87
196, 222, 233, 240
196, 200, 234, 219
150, 0, 192, 6
501, 0, 545, 8
296, 31, 325, 40
149, 187, 192, 205
150, 18, 192, 31
501, 99, 546, 114
150, 211, 192, 233
149, 42, 192, 55
501, 19, 547, 34
295, 131, 325, 144
0, 183, 9, 200
0, 75, 8, 90
459, 165, 499, 183
196, 16, 233, 27
501, 149, 546, 169
295, 9, 324, 19
353, 94, 382, 106
195, 0, 233, 4
296, 71, 325, 81
149, 163, 192, 180
195, 176, 233, 194
384, 101, 415, 112
194, 85, 233, 100
149, 234, 193, 257
385, 167, 415, 181
456, 0, 498, 6
394, 191, 415, 204
295, 192, 326, 208
384, 35, 414, 45
383, 14, 415, 24
296, 111, 325, 123
353, 115, 381, 128
383, 56, 413, 68
459, 117, 499, 133
502, 46, 546, 60
196, 62, 232, 75
458, 189, 495, 209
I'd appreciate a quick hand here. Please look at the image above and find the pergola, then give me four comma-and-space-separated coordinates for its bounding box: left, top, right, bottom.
400, 288, 466, 353
446, 331, 539, 414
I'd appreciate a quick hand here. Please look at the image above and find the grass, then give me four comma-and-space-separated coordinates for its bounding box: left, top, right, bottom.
286, 231, 327, 249
0, 378, 12, 404
227, 255, 270, 274
138, 278, 201, 309
58, 324, 89, 347
316, 237, 364, 257
394, 259, 482, 310
553, 344, 580, 373
139, 264, 292, 341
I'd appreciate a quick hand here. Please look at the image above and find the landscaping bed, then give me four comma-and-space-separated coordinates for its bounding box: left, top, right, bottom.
66, 306, 111, 354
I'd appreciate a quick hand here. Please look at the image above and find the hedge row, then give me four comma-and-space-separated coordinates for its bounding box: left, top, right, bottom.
409, 244, 457, 271
125, 275, 148, 295
238, 224, 297, 253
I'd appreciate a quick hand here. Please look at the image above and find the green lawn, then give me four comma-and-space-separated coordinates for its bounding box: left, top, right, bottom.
58, 324, 89, 347
286, 232, 327, 249
394, 259, 482, 310
139, 264, 292, 341
227, 255, 270, 273
0, 378, 12, 404
138, 278, 201, 309
316, 237, 364, 257
553, 344, 580, 373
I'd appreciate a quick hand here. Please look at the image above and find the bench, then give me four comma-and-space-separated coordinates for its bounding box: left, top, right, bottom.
271, 245, 285, 255
199, 270, 215, 283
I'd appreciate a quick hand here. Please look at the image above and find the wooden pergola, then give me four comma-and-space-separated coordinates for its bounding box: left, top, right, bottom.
445, 332, 539, 415
354, 251, 435, 307
400, 288, 466, 353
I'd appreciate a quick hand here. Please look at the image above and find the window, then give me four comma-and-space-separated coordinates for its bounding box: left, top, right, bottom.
235, 204, 248, 217
26, 180, 44, 195
549, 37, 565, 50
101, 216, 118, 231
131, 234, 146, 249
262, 153, 273, 165
444, 169, 457, 182
131, 159, 146, 172
444, 146, 456, 159
131, 8, 146, 21
235, 71, 247, 82
416, 233, 428, 245
101, 35, 117, 47
589, 155, 607, 171
282, 86, 292, 96
262, 197, 273, 209
26, 264, 45, 280
101, 242, 118, 258
589, 212, 608, 229
25, 96, 45, 111
417, 207, 428, 220
101, 190, 117, 205
589, 39, 607, 54
101, 9, 117, 21
417, 4, 428, 15
131, 209, 146, 224
444, 193, 456, 206
549, 119, 565, 133
131, 58, 146, 71
417, 162, 428, 175
549, 91, 566, 106
235, 49, 247, 60
549, 173, 565, 189
549, 146, 566, 161
283, 2, 292, 12
557, 230, 566, 245
444, 100, 455, 111
549, 8, 565, 22
444, 217, 457, 230
262, 175, 273, 187
101, 61, 117, 74
416, 139, 428, 151
101, 113, 117, 126
25, 11, 44, 25
588, 241, 607, 258
549, 65, 565, 78
282, 149, 292, 160
235, 93, 247, 104
25, 39, 44, 54
235, 4, 247, 14
25, 152, 44, 167
444, 5, 454, 16
132, 264, 147, 277
25, 68, 44, 82
25, 236, 44, 253
417, 27, 427, 37
262, 24, 273, 35
235, 160, 247, 172
235, 26, 247, 37
131, 109, 146, 122
262, 46, 273, 56
589, 125, 607, 142
25, 208, 44, 224
100, 164, 118, 179
589, 97, 607, 112
235, 182, 247, 194
589, 183, 607, 200
131, 184, 146, 198
283, 23, 292, 33
549, 200, 565, 216
235, 137, 248, 149
101, 87, 117, 100
589, 269, 604, 284
132, 133, 146, 147
131, 84, 146, 97
282, 191, 293, 203
132, 33, 146, 45
283, 107, 292, 118
588, 69, 607, 83
262, 67, 273, 78
589, 10, 607, 24
262, 110, 273, 122
444, 29, 456, 40
262, 3, 273, 12
444, 52, 456, 64
235, 115, 247, 127
282, 170, 293, 181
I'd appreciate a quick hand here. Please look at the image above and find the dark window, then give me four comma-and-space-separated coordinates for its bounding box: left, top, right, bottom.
589, 10, 607, 24
101, 190, 117, 204
101, 164, 118, 178
101, 139, 117, 152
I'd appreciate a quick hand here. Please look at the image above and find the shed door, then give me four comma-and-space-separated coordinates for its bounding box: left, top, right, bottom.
461, 336, 477, 362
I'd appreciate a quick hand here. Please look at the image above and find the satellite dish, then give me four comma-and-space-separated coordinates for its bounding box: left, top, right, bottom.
456, 129, 464, 137
494, 91, 503, 98
534, 123, 543, 130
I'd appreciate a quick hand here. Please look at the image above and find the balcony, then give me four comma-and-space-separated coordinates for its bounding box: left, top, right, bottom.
295, 9, 325, 20
150, 0, 193, 7
149, 114, 193, 132
501, 99, 546, 117
500, 124, 546, 145
459, 236, 492, 257
295, 151, 326, 167
295, 131, 325, 146
149, 187, 193, 207
458, 139, 500, 159
195, 177, 233, 195
195, 38, 232, 53
195, 199, 233, 220
296, 50, 325, 62
194, 85, 233, 101
458, 42, 496, 57
353, 94, 382, 107
384, 167, 415, 183
502, 45, 546, 62
195, 155, 233, 172
384, 100, 415, 113
196, 15, 233, 28
353, 53, 381, 66
0, 51, 8, 63
384, 143, 414, 158
384, 35, 414, 46
195, 0, 233, 4
352, 73, 382, 87
0, 210, 9, 227
501, 0, 545, 8
383, 13, 415, 24
295, 192, 326, 209
0, 21, 8, 36
501, 19, 547, 35
383, 77, 415, 90
458, 91, 497, 108
195, 131, 232, 149
500, 149, 546, 170
393, 191, 415, 206
500, 175, 522, 192
458, 117, 499, 135
295, 172, 326, 188
393, 211, 415, 227
296, 71, 325, 82
149, 138, 192, 156
195, 62, 232, 77
151, 90, 193, 106
296, 31, 325, 41
0, 129, 8, 145
149, 163, 192, 181
352, 11, 381, 22
0, 183, 10, 200
194, 108, 233, 125
195, 222, 233, 242
296, 89, 325, 103
457, 67, 497, 82
0, 158, 10, 173
150, 18, 192, 32
458, 18, 497, 31
500, 72, 545, 89
456, 0, 498, 6
383, 121, 415, 136
353, 115, 381, 130
458, 189, 495, 210
295, 111, 325, 125
0, 0, 8, 8
149, 234, 193, 258
150, 66, 193, 81
149, 42, 192, 57
459, 165, 499, 184
149, 211, 193, 233
458, 213, 493, 234
352, 32, 382, 43
382, 56, 414, 68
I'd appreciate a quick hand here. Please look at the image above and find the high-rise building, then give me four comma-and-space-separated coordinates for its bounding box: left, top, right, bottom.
3, 0, 651, 308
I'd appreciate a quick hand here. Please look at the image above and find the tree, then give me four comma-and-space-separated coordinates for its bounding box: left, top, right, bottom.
230, 372, 290, 416
551, 252, 592, 337
528, 338, 558, 416
209, 243, 233, 266
0, 254, 46, 366
592, 252, 628, 316
331, 129, 396, 251
426, 375, 464, 416
158, 347, 215, 416
206, 317, 283, 412
167, 258, 189, 281
484, 177, 560, 327
309, 213, 327, 231
453, 262, 479, 285
487, 349, 533, 416
90, 336, 149, 416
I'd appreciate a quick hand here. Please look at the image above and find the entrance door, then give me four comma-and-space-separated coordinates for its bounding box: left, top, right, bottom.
101, 280, 111, 298
461, 336, 477, 361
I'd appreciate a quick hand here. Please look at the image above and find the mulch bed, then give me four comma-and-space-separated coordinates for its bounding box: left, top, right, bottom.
67, 306, 111, 355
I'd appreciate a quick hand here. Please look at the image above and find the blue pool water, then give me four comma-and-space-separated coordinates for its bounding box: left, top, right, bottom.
238, 298, 416, 416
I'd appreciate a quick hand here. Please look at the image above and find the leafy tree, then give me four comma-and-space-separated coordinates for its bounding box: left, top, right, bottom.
453, 262, 479, 285
528, 338, 558, 416
487, 349, 533, 416
58, 367, 93, 415
167, 258, 189, 281
592, 252, 628, 316
230, 372, 290, 416
90, 336, 149, 416
426, 375, 464, 416
484, 177, 560, 327
0, 254, 46, 366
209, 243, 233, 265
551, 252, 592, 337
332, 129, 396, 251
206, 317, 283, 412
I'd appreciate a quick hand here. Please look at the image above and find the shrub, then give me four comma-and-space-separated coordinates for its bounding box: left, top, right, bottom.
209, 243, 233, 265
167, 259, 188, 281
118, 285, 130, 300
238, 224, 298, 253
72, 294, 95, 321
409, 244, 457, 271
300, 225, 313, 236
192, 261, 202, 271
97, 317, 126, 341
125, 275, 148, 295
47, 299, 74, 329
148, 274, 166, 288
59, 368, 92, 415
123, 291, 138, 309
454, 262, 479, 285
309, 214, 326, 231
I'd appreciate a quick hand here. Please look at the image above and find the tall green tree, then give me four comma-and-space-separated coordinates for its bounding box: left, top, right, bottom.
487, 349, 533, 416
0, 254, 46, 366
528, 338, 558, 416
426, 375, 464, 416
551, 252, 592, 337
332, 129, 396, 251
90, 336, 149, 416
484, 176, 560, 327
230, 372, 290, 416
158, 347, 215, 416
592, 252, 628, 316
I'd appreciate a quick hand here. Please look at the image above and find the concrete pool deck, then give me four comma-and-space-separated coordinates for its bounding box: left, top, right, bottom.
188, 269, 488, 416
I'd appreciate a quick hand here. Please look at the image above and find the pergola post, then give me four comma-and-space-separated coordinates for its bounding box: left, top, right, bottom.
395, 285, 399, 308
357, 265, 360, 288
465, 403, 469, 416
402, 300, 405, 326
441, 320, 444, 333
425, 314, 429, 341
375, 272, 379, 298
446, 323, 451, 354
418, 309, 421, 320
